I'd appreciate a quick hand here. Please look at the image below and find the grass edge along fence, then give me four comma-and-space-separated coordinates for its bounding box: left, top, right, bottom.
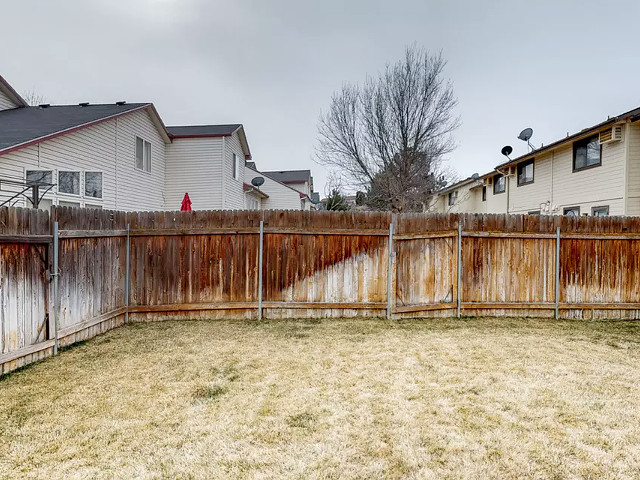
2, 206, 640, 374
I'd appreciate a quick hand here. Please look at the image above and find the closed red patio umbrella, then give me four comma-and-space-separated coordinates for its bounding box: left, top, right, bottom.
181, 193, 192, 211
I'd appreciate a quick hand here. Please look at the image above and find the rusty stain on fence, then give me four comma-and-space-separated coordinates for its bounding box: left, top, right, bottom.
3, 206, 640, 374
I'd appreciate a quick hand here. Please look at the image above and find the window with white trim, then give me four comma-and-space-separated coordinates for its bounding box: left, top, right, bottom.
232, 153, 240, 180
58, 171, 80, 195
85, 172, 103, 198
592, 206, 609, 216
26, 170, 53, 186
135, 136, 152, 172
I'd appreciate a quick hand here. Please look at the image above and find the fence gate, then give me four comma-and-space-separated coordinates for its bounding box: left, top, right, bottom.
393, 231, 458, 315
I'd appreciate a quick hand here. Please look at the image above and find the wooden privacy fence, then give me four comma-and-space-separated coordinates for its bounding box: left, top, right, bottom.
2, 206, 640, 373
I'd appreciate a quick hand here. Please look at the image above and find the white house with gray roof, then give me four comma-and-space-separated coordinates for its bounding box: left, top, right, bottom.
0, 74, 315, 212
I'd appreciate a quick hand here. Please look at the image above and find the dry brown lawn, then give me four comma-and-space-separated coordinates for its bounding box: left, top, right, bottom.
1, 317, 640, 479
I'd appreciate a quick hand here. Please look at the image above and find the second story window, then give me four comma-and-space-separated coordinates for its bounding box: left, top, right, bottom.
448, 191, 457, 206
517, 159, 534, 186
573, 135, 601, 171
482, 186, 487, 201
232, 153, 240, 180
135, 136, 152, 172
493, 174, 506, 194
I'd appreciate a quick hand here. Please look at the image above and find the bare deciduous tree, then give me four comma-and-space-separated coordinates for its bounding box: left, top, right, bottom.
316, 46, 459, 212
22, 89, 47, 106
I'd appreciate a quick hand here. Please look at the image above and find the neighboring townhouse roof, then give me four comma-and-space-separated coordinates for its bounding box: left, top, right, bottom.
0, 103, 171, 155
167, 124, 252, 160
437, 175, 486, 195
166, 124, 241, 137
495, 105, 640, 170
0, 74, 28, 107
261, 169, 311, 184
246, 166, 308, 197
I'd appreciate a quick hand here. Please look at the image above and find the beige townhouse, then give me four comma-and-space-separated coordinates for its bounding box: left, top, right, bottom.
433, 105, 640, 216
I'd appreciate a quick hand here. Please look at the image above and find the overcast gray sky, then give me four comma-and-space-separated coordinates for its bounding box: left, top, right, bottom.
1, 0, 638, 194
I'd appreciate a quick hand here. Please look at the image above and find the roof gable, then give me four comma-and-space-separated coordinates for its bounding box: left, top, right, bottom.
0, 74, 27, 108
167, 124, 252, 159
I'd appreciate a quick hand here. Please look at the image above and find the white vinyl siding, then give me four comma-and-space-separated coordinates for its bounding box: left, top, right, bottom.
0, 89, 19, 111
114, 109, 166, 211
246, 167, 302, 210
0, 107, 167, 211
165, 137, 224, 211
223, 132, 245, 209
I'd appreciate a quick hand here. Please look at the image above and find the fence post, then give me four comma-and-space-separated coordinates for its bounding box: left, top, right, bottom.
125, 223, 130, 323
555, 226, 560, 320
51, 221, 59, 355
258, 220, 264, 320
386, 221, 394, 320
457, 218, 462, 318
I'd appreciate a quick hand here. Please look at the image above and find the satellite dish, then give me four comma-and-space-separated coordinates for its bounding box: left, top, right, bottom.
501, 145, 513, 159
251, 176, 265, 187
518, 128, 534, 142
471, 173, 479, 180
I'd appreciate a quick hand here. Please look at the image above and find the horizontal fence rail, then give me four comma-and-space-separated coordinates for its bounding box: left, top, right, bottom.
3, 206, 640, 374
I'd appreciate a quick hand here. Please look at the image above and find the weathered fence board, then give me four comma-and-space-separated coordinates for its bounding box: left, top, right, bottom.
5, 207, 640, 374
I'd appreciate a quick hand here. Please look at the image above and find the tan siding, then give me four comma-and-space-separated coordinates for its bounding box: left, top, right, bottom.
508, 153, 553, 214
223, 132, 245, 209
550, 137, 626, 215
626, 122, 640, 215
165, 138, 224, 210
0, 89, 19, 110
445, 182, 483, 213
485, 177, 508, 214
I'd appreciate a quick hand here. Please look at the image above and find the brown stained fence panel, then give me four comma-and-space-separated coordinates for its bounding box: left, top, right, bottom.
461, 238, 555, 303
561, 238, 640, 304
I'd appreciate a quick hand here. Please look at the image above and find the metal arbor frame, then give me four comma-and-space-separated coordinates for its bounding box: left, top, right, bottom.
0, 175, 56, 209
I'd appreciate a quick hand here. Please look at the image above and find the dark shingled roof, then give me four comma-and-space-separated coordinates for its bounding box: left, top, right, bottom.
0, 103, 149, 152
166, 124, 241, 137
262, 169, 311, 183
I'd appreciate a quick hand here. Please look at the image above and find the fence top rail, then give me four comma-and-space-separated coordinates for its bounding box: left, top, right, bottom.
3, 206, 640, 236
